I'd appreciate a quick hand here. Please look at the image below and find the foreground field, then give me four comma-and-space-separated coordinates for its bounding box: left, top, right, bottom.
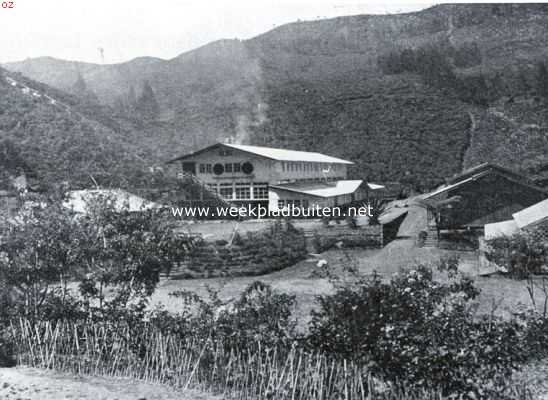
8, 240, 548, 400
152, 238, 547, 326
0, 368, 214, 400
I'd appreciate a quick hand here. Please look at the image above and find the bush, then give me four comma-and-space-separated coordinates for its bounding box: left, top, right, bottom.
517, 311, 548, 360
151, 282, 297, 349
306, 264, 527, 396
0, 192, 189, 322
179, 221, 307, 278
486, 230, 547, 279
215, 281, 297, 347
0, 330, 15, 367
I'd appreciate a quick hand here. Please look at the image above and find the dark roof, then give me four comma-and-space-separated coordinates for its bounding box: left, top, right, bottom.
424, 163, 548, 199
446, 163, 535, 185
166, 143, 223, 164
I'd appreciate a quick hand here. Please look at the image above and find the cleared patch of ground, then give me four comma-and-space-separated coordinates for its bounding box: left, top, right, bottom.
152, 246, 369, 326
0, 367, 214, 400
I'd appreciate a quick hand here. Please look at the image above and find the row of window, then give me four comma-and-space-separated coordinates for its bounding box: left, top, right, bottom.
280, 176, 346, 184
277, 199, 310, 209
281, 162, 343, 173
199, 164, 213, 173
200, 162, 344, 174
199, 163, 247, 174
207, 182, 268, 200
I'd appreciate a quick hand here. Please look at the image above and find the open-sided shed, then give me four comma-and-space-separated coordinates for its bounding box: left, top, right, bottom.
423, 164, 547, 229
420, 163, 547, 247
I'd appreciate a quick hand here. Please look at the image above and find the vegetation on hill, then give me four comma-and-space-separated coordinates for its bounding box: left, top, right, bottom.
0, 67, 167, 190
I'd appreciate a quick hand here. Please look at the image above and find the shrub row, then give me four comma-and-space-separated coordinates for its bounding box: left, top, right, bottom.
309, 226, 383, 252
169, 222, 307, 279
6, 265, 546, 399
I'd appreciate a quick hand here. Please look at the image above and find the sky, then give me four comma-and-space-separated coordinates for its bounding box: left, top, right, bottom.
0, 0, 540, 64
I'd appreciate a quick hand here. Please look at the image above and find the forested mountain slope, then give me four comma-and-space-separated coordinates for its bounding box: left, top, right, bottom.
4, 4, 548, 189
0, 67, 150, 189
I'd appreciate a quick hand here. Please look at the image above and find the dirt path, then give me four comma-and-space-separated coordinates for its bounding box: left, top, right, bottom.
0, 367, 214, 400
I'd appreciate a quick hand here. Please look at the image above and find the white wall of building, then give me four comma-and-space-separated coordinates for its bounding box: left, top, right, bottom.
178, 145, 349, 202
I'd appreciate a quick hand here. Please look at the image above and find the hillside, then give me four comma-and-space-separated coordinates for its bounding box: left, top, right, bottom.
0, 67, 152, 189
4, 4, 548, 189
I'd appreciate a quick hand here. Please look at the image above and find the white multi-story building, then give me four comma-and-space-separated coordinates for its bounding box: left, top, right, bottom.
168, 142, 383, 211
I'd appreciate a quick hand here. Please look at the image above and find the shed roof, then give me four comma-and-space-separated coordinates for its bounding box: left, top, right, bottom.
270, 180, 370, 198
512, 198, 548, 229
378, 207, 409, 225
167, 142, 354, 164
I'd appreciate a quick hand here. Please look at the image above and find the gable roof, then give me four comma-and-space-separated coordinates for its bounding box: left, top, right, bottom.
446, 163, 530, 185
512, 198, 548, 229
167, 142, 354, 165
423, 163, 547, 200
270, 180, 367, 198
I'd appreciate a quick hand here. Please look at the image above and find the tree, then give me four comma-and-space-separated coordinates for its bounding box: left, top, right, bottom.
0, 197, 82, 321
128, 85, 137, 108
0, 192, 189, 322
485, 229, 547, 279
538, 61, 548, 98
136, 80, 159, 120
71, 73, 99, 103
0, 139, 30, 187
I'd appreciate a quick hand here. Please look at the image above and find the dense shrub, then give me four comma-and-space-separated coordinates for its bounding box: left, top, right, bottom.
311, 232, 381, 252
0, 329, 15, 367
215, 281, 297, 347
0, 192, 189, 322
306, 264, 528, 396
172, 221, 307, 279
151, 281, 297, 349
